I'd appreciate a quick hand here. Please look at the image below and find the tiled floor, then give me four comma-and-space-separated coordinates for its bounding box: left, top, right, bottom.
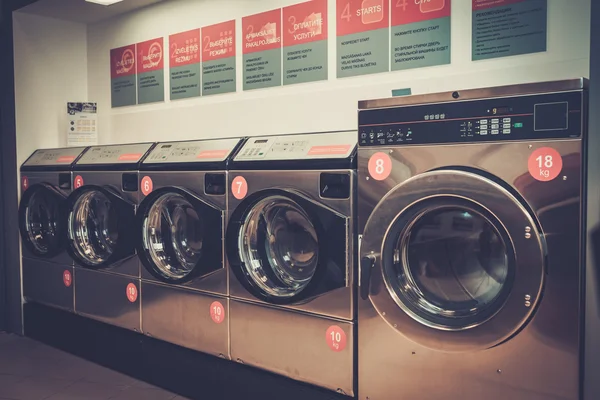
0, 332, 187, 400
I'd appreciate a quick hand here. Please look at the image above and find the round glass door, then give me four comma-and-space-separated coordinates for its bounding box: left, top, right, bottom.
238, 196, 319, 299
69, 189, 120, 266
385, 205, 513, 331
143, 192, 204, 280
20, 185, 64, 257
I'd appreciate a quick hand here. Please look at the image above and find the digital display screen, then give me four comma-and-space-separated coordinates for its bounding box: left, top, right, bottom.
161, 145, 172, 148
254, 139, 268, 144
489, 106, 513, 115
534, 102, 569, 131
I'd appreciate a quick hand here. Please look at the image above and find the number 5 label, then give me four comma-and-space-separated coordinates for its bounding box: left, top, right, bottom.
232, 176, 248, 200
528, 147, 563, 182
368, 152, 392, 181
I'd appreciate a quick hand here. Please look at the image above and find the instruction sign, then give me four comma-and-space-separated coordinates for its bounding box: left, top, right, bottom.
336, 0, 390, 78
169, 29, 201, 100
472, 0, 547, 61
137, 38, 165, 104
283, 0, 328, 85
110, 44, 136, 107
243, 9, 283, 91
391, 0, 451, 71
202, 20, 237, 96
67, 102, 98, 147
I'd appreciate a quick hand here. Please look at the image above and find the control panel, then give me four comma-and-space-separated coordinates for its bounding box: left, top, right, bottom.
358, 90, 583, 146
234, 131, 357, 162
24, 147, 87, 166
143, 138, 241, 164
76, 143, 154, 165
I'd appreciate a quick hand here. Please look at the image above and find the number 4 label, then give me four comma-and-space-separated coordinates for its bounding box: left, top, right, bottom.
528, 147, 563, 182
326, 325, 347, 352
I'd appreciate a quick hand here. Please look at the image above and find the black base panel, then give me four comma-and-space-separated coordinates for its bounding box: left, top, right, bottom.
24, 303, 347, 400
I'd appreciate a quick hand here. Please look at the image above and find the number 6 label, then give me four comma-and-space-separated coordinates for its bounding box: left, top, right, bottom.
141, 176, 153, 196
528, 147, 563, 182
326, 325, 347, 352
368, 152, 392, 181
232, 176, 248, 200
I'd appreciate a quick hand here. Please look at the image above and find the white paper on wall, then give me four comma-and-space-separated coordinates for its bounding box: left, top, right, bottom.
67, 102, 98, 146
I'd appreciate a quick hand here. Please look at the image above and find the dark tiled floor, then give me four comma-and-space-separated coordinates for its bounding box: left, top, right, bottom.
0, 332, 188, 400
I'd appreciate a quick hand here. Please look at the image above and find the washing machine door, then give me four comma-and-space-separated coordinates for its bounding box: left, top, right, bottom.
19, 183, 67, 258
136, 188, 223, 283
66, 185, 136, 268
360, 169, 546, 351
227, 191, 345, 304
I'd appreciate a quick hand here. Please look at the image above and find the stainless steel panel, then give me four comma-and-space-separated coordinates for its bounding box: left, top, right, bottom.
227, 170, 355, 319
234, 131, 356, 162
20, 172, 73, 265
230, 300, 354, 396
144, 139, 241, 164
357, 140, 582, 400
74, 267, 141, 332
141, 281, 229, 359
22, 259, 74, 312
76, 143, 153, 165
23, 147, 87, 167
72, 171, 138, 204
358, 78, 587, 109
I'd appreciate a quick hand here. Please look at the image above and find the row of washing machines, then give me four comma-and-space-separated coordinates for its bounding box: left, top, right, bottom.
18, 80, 589, 400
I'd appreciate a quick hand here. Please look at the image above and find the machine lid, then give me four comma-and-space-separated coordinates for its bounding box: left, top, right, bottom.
66, 185, 136, 268
21, 147, 88, 172
230, 131, 357, 170
137, 188, 223, 283
140, 138, 244, 171
18, 183, 67, 257
74, 143, 155, 171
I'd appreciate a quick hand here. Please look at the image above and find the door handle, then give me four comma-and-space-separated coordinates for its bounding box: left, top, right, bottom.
360, 254, 376, 300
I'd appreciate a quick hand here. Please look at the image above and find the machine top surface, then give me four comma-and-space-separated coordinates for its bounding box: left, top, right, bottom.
21, 147, 88, 172
74, 143, 155, 170
140, 137, 244, 171
230, 131, 357, 170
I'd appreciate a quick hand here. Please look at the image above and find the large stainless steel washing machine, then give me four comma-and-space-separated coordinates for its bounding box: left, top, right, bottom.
226, 131, 357, 396
66, 143, 155, 332
136, 138, 244, 359
19, 147, 88, 311
357, 79, 587, 400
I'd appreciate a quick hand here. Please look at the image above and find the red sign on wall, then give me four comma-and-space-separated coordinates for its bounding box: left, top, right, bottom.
169, 29, 200, 68
242, 9, 282, 55
392, 0, 450, 25
202, 20, 236, 62
283, 0, 328, 47
336, 0, 389, 37
110, 44, 136, 79
473, 0, 525, 11
137, 38, 164, 74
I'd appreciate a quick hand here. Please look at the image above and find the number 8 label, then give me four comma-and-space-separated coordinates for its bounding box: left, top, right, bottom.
528, 147, 563, 182
368, 152, 392, 181
232, 176, 248, 200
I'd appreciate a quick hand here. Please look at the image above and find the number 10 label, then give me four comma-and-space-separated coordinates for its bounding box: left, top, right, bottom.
528, 147, 563, 182
326, 325, 347, 352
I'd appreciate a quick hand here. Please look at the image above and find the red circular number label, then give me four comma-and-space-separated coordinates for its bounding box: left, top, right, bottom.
74, 175, 84, 188
210, 301, 225, 324
368, 152, 392, 181
326, 325, 347, 352
528, 147, 563, 182
126, 283, 138, 303
62, 270, 72, 287
22, 176, 29, 191
232, 176, 248, 200
141, 176, 153, 196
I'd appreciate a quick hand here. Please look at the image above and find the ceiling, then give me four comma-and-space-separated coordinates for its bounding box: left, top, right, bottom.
17, 0, 166, 24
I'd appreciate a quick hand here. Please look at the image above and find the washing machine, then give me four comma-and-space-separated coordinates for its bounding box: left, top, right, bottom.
19, 146, 88, 311
226, 131, 357, 396
66, 143, 155, 332
136, 137, 244, 358
357, 79, 587, 400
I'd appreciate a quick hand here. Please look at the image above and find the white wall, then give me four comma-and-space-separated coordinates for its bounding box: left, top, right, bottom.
86, 0, 591, 145
13, 12, 89, 166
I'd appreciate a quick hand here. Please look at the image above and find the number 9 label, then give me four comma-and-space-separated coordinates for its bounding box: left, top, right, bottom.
326, 325, 347, 352
368, 152, 392, 181
528, 147, 563, 182
232, 176, 248, 200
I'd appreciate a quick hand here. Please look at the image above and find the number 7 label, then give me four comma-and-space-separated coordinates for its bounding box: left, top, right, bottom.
528, 147, 563, 182
232, 176, 248, 200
